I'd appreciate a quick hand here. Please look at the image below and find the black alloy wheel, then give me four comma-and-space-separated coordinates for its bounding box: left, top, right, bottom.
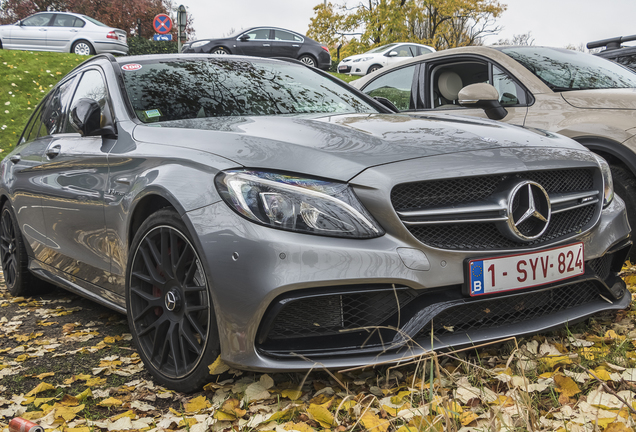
0, 203, 51, 296
127, 209, 219, 392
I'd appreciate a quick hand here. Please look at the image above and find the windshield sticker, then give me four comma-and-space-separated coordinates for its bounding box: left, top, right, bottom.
145, 109, 161, 118
122, 64, 143, 71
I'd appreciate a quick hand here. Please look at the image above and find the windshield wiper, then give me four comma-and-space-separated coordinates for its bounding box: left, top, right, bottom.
549, 85, 596, 92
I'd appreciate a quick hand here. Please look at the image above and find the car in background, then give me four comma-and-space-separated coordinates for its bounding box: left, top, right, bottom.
352, 46, 636, 260
588, 35, 636, 71
337, 42, 435, 75
0, 12, 128, 55
181, 27, 331, 70
0, 52, 631, 392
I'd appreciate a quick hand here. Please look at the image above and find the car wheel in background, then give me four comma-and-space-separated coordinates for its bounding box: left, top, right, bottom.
367, 64, 382, 74
72, 40, 94, 55
126, 209, 220, 393
609, 164, 636, 261
211, 47, 230, 55
298, 55, 317, 67
0, 203, 52, 296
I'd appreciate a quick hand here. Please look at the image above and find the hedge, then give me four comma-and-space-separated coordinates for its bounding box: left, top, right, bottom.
128, 37, 178, 55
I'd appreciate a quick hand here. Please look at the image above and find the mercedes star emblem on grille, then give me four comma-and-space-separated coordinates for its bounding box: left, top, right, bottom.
506, 181, 551, 241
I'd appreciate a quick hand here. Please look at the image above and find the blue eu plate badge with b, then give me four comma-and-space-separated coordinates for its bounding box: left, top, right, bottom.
470, 260, 484, 295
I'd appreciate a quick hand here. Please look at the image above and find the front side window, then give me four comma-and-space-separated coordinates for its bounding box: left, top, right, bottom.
394, 45, 413, 57
492, 65, 526, 106
121, 58, 378, 123
242, 29, 270, 40
501, 46, 636, 90
431, 62, 488, 108
363, 65, 416, 111
64, 69, 108, 133
39, 77, 76, 136
22, 13, 53, 26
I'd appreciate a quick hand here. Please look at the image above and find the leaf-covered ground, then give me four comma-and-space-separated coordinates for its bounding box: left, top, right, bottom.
3, 266, 636, 432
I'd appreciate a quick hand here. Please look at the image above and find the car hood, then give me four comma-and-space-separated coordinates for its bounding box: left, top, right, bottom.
561, 88, 636, 110
132, 113, 584, 181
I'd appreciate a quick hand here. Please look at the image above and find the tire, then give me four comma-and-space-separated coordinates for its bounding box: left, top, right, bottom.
71, 40, 94, 56
298, 55, 317, 67
0, 202, 52, 296
126, 209, 219, 392
367, 64, 382, 74
609, 164, 636, 262
211, 47, 230, 55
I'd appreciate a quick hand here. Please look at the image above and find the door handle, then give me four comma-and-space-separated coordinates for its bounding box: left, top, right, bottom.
46, 144, 61, 158
9, 154, 20, 164
263, 43, 270, 46
292, 45, 299, 47
39, 28, 47, 31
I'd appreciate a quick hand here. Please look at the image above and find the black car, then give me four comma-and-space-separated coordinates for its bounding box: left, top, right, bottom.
181, 26, 332, 70
588, 35, 636, 71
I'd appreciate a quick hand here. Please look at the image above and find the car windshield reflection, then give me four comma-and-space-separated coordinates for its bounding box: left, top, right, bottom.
121, 58, 378, 122
500, 46, 636, 91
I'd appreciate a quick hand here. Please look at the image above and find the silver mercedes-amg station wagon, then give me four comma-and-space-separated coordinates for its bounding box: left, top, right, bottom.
0, 54, 631, 392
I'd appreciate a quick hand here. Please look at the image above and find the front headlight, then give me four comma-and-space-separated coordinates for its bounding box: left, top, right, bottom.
191, 40, 211, 48
215, 170, 384, 238
594, 154, 614, 207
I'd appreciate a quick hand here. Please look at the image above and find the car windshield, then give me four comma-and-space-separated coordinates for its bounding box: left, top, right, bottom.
121, 58, 378, 122
82, 15, 108, 27
366, 43, 398, 54
500, 47, 636, 91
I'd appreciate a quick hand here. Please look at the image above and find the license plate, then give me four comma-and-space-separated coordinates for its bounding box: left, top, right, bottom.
338, 66, 348, 71
467, 243, 584, 296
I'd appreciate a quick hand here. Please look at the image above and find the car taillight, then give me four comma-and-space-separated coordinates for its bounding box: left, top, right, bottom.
107, 31, 119, 40
321, 45, 330, 53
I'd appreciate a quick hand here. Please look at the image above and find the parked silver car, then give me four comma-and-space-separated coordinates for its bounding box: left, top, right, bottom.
1, 54, 631, 392
0, 12, 128, 55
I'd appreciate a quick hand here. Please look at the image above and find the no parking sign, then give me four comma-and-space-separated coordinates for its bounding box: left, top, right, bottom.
153, 14, 173, 34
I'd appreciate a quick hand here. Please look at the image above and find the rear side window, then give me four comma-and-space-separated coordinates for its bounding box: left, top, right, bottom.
52, 14, 76, 27
274, 30, 302, 42
363, 65, 417, 111
20, 104, 44, 145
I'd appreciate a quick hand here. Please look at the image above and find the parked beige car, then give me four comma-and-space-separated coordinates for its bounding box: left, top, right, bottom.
352, 46, 636, 259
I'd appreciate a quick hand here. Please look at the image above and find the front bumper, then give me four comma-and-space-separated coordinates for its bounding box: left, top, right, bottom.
185, 191, 631, 371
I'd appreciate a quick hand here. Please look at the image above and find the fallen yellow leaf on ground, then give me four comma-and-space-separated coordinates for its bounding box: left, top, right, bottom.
208, 355, 230, 374
26, 381, 55, 396
98, 397, 123, 407
185, 395, 211, 413
361, 411, 390, 432
554, 375, 581, 397
308, 403, 336, 428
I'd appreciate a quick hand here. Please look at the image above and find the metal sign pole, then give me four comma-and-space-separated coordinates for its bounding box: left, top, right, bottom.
177, 5, 187, 53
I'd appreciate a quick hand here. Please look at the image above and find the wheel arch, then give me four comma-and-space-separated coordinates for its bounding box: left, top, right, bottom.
574, 136, 636, 175
70, 39, 94, 54
127, 191, 183, 249
367, 63, 383, 74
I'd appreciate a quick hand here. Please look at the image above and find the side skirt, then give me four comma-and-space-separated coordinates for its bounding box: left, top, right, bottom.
28, 259, 126, 314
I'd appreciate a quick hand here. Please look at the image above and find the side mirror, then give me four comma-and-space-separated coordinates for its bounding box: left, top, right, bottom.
458, 83, 508, 121
69, 98, 116, 137
387, 51, 398, 57
239, 35, 249, 42
17, 20, 22, 26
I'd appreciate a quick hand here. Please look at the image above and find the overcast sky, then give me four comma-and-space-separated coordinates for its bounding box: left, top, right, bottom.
180, 0, 635, 50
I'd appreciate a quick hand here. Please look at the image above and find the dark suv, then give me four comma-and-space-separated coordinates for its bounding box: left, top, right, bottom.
588, 35, 636, 71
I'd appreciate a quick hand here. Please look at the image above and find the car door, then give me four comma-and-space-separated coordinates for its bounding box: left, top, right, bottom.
3, 101, 55, 262
46, 13, 80, 52
270, 29, 302, 58
37, 68, 116, 290
235, 28, 272, 57
10, 13, 54, 51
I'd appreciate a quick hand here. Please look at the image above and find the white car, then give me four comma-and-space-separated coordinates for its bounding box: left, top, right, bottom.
337, 42, 435, 76
0, 12, 128, 56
